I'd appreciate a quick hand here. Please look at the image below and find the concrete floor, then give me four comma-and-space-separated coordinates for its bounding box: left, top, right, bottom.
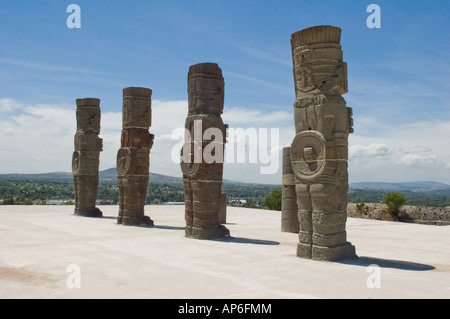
0, 205, 449, 299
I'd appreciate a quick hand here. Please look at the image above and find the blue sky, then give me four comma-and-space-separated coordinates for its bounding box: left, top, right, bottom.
0, 0, 449, 184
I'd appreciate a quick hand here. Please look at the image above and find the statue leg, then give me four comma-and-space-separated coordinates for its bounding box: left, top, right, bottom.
74, 176, 79, 215
117, 176, 124, 224
184, 178, 193, 237
296, 183, 313, 259
282, 185, 299, 233
120, 175, 153, 226
281, 146, 298, 233
310, 183, 356, 261
190, 180, 229, 239
74, 175, 102, 218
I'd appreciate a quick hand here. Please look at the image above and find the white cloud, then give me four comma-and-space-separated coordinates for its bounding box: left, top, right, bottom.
224, 71, 292, 96
226, 42, 291, 67
399, 145, 433, 155
0, 101, 75, 173
223, 107, 291, 127
348, 120, 450, 183
399, 154, 438, 167
349, 143, 393, 160
0, 98, 24, 113
1, 96, 449, 184
0, 57, 109, 76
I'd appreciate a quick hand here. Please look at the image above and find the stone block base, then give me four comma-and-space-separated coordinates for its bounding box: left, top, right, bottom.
186, 225, 230, 240
281, 220, 299, 234
75, 207, 103, 218
118, 215, 154, 227
297, 242, 357, 261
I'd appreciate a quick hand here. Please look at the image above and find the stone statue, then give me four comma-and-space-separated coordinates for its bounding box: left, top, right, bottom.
289, 25, 356, 261
117, 87, 154, 226
180, 63, 230, 239
72, 98, 103, 218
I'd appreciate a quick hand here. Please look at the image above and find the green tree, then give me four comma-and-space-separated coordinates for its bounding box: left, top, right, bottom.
384, 192, 406, 217
264, 188, 282, 211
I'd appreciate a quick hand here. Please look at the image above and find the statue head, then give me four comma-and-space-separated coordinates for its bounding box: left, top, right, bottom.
76, 98, 101, 134
122, 87, 152, 129
188, 63, 224, 116
290, 25, 347, 96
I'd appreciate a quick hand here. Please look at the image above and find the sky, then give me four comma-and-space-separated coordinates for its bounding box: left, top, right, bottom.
0, 0, 449, 184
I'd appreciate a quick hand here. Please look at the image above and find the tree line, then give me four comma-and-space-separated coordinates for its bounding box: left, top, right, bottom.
0, 178, 273, 208
1, 178, 448, 208
263, 187, 450, 211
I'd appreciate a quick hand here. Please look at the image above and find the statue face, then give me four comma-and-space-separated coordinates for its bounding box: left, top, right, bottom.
122, 100, 151, 129
188, 78, 224, 115
303, 147, 317, 163
77, 108, 100, 134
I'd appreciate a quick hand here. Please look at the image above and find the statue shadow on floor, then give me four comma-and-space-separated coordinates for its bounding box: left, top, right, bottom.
214, 236, 280, 246
338, 256, 435, 271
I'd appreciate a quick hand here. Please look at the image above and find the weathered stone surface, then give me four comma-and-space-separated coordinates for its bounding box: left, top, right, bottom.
289, 25, 356, 261
281, 147, 299, 233
72, 98, 103, 218
218, 193, 227, 224
117, 87, 154, 227
181, 63, 229, 239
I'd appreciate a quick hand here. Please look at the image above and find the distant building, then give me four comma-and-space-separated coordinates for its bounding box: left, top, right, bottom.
47, 200, 66, 205
164, 202, 185, 205
229, 198, 247, 206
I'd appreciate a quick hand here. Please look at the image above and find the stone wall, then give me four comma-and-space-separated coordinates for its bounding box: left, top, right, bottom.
347, 203, 450, 225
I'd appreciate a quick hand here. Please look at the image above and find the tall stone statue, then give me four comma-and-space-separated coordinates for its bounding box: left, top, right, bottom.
117, 87, 154, 226
72, 98, 103, 218
289, 25, 356, 261
180, 63, 230, 239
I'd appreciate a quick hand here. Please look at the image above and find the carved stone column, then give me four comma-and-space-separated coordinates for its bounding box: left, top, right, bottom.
290, 25, 356, 261
181, 63, 229, 239
117, 87, 154, 226
72, 98, 103, 218
281, 147, 298, 233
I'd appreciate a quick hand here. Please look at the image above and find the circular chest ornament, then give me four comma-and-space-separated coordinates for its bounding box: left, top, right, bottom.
180, 161, 200, 178
290, 131, 327, 181
72, 151, 81, 174
117, 148, 131, 175
180, 142, 203, 178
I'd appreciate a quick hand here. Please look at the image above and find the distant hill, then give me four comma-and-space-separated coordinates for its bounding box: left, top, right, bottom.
0, 172, 73, 180
1, 169, 449, 191
349, 181, 450, 192
99, 168, 183, 184
0, 168, 184, 185
0, 168, 264, 186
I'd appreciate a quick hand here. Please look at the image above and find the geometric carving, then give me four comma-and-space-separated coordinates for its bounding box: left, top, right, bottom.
72, 151, 81, 175
180, 160, 200, 178
290, 130, 327, 182
116, 148, 131, 176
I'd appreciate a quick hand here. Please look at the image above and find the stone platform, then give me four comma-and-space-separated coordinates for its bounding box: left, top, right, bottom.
0, 205, 448, 299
